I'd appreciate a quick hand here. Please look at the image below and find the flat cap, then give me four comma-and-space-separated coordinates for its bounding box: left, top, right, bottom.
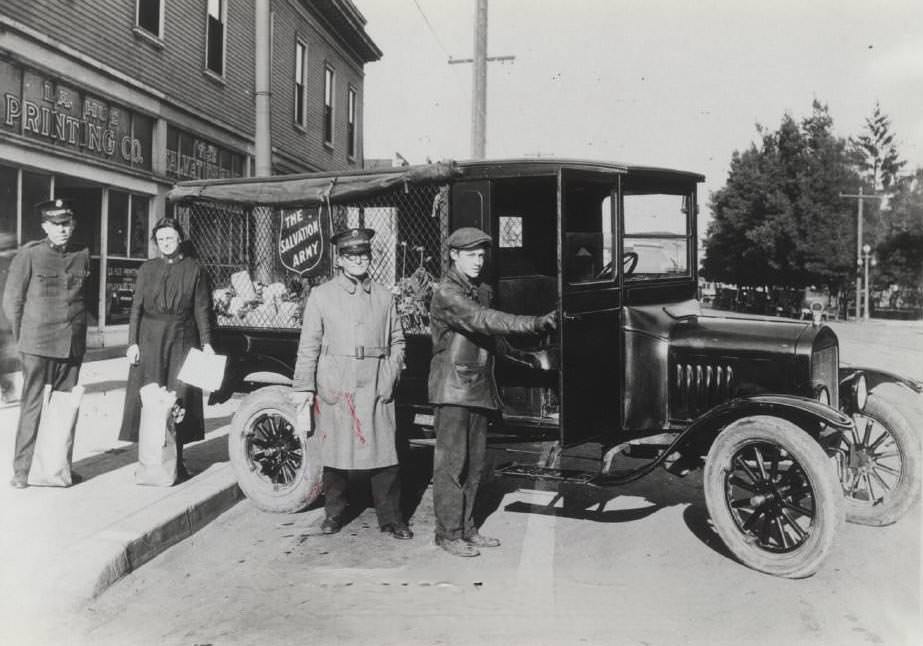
446, 227, 492, 250
331, 227, 375, 254
36, 198, 74, 223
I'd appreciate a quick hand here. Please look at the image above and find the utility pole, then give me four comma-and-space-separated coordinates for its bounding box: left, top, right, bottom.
254, 0, 272, 177
449, 0, 514, 159
840, 187, 886, 320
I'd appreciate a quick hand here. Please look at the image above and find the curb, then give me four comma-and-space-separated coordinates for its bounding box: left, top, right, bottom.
91, 480, 244, 599
39, 464, 246, 610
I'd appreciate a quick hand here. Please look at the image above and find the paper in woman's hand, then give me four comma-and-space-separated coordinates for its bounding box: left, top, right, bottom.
177, 347, 227, 392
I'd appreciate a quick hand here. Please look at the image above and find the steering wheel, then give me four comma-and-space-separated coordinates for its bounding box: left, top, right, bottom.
594, 252, 639, 280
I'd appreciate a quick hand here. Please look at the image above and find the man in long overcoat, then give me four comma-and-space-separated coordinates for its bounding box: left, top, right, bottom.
428, 227, 556, 557
291, 228, 410, 538
2, 199, 89, 488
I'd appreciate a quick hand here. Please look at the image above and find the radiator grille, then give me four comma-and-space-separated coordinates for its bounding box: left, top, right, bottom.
673, 361, 735, 418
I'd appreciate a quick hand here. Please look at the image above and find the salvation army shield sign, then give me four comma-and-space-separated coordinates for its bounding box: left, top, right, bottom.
278, 207, 328, 276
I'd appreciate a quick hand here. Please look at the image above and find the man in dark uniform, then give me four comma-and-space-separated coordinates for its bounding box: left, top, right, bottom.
428, 227, 557, 557
2, 199, 90, 488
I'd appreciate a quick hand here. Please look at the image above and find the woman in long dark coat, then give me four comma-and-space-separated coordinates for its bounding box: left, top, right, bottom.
118, 217, 213, 477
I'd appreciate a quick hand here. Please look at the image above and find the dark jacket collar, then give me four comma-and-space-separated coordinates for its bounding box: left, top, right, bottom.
446, 266, 480, 297
335, 271, 372, 294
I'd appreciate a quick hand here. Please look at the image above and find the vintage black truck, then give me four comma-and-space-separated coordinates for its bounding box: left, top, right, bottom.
169, 158, 921, 578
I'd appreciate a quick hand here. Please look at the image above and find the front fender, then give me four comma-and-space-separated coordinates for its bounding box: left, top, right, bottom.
592, 394, 853, 487
839, 365, 923, 395
671, 394, 852, 463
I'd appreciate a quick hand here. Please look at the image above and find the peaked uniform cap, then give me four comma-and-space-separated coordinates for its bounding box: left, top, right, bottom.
331, 227, 375, 254
446, 227, 492, 250
36, 198, 75, 223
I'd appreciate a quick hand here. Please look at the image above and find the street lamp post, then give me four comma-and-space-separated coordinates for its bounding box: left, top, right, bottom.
862, 243, 872, 321
840, 188, 886, 321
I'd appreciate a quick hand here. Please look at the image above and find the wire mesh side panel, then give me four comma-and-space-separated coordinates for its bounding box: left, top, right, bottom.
176, 183, 448, 335
335, 184, 446, 336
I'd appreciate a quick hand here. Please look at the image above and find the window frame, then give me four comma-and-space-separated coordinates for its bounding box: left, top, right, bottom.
294, 40, 308, 129
621, 189, 695, 282
135, 0, 164, 39
107, 191, 151, 260
205, 0, 227, 78
346, 86, 357, 159
323, 65, 335, 147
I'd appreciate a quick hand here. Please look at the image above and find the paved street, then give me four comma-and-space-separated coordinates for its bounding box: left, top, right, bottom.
79, 460, 920, 646
75, 318, 923, 646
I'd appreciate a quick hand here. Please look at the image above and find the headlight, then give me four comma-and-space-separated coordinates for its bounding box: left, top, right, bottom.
853, 374, 868, 412
815, 385, 830, 407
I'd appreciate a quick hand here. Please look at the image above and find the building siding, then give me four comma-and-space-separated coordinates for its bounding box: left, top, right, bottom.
0, 0, 378, 175
0, 1, 257, 137
272, 0, 367, 172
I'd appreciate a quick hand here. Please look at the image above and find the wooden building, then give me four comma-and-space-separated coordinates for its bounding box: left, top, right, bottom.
0, 0, 380, 346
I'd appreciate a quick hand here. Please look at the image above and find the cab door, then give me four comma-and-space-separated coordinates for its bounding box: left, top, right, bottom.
558, 169, 623, 446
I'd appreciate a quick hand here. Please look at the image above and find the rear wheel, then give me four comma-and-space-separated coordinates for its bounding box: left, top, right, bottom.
704, 416, 844, 578
835, 382, 922, 526
228, 385, 323, 513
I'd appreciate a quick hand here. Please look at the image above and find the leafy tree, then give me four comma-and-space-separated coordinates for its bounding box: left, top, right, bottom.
851, 102, 906, 191
703, 101, 859, 293
873, 169, 923, 296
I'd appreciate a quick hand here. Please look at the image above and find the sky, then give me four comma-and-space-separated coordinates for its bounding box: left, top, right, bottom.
355, 0, 923, 225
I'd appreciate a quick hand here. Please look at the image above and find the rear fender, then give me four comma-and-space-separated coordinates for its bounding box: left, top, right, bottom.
207, 354, 294, 404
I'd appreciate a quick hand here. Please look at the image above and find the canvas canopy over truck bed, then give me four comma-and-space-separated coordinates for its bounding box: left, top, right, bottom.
166, 160, 461, 207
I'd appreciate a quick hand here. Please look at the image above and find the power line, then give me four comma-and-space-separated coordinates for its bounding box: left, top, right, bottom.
411, 0, 450, 59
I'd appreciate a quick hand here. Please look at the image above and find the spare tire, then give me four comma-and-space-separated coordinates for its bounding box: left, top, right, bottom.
228, 385, 323, 513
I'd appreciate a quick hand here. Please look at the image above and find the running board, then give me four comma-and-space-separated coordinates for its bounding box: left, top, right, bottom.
496, 461, 666, 488
494, 462, 598, 485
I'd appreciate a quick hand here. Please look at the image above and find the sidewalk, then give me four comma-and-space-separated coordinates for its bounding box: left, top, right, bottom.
0, 354, 244, 643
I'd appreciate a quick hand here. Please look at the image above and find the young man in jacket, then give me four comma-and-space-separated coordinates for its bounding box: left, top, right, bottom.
428, 226, 556, 557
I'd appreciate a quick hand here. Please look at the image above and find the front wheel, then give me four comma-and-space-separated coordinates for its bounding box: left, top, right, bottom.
228, 385, 323, 513
835, 382, 922, 526
704, 416, 844, 578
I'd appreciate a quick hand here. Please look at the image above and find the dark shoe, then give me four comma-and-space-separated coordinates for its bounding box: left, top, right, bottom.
321, 517, 342, 535
464, 532, 501, 548
381, 523, 414, 540
9, 475, 28, 489
436, 536, 480, 557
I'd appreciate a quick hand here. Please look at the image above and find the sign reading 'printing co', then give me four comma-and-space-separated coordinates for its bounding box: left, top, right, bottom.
278, 208, 329, 277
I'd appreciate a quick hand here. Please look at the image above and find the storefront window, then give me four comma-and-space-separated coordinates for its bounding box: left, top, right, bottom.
0, 164, 16, 245
105, 191, 149, 325
130, 195, 149, 259
108, 191, 150, 258
107, 191, 129, 257
20, 171, 51, 243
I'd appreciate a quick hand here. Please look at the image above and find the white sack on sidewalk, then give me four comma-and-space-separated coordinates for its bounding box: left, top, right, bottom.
28, 384, 85, 487
135, 383, 178, 487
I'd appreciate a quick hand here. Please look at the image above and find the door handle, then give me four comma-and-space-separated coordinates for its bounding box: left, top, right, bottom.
563, 313, 582, 322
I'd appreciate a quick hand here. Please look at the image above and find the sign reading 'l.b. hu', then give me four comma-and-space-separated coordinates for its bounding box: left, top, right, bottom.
278, 208, 328, 276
